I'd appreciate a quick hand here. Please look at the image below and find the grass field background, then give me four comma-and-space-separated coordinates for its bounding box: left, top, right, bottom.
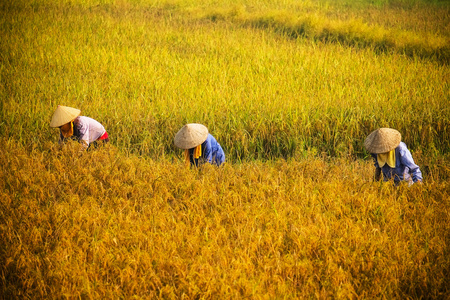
1, 0, 449, 160
1, 0, 449, 298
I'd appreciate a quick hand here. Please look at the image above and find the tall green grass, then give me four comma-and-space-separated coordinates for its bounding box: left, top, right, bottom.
1, 0, 449, 161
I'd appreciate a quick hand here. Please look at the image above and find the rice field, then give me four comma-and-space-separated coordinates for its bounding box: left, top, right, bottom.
1, 0, 449, 298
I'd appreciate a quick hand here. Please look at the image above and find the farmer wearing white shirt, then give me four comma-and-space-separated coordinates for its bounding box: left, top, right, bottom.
50, 105, 109, 150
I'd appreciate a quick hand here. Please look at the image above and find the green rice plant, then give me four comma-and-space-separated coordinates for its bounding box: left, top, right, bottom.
1, 0, 448, 161
202, 5, 449, 63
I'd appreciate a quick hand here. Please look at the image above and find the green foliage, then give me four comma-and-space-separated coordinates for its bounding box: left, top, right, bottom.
1, 0, 449, 162
203, 5, 449, 64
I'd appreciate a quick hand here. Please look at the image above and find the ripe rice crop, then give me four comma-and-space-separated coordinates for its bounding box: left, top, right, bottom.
1, 0, 449, 298
1, 140, 449, 298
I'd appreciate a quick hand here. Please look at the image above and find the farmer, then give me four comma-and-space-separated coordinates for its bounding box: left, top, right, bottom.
364, 128, 422, 185
50, 105, 109, 150
174, 123, 225, 167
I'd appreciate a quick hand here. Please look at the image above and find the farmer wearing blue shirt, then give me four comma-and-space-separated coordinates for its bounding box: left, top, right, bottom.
174, 123, 225, 167
364, 128, 422, 185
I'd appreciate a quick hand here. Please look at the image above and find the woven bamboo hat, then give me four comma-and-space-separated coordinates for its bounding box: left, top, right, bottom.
174, 123, 208, 149
364, 128, 401, 154
50, 105, 81, 128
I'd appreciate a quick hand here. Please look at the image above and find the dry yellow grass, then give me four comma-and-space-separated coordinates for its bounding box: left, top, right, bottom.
1, 140, 449, 298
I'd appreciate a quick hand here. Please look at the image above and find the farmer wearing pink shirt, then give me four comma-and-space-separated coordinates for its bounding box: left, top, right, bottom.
50, 105, 109, 150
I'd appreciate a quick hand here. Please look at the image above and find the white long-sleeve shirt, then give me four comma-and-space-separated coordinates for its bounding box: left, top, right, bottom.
59, 116, 106, 146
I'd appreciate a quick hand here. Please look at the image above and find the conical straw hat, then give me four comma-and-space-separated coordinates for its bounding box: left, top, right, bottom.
50, 105, 81, 127
364, 128, 401, 154
174, 123, 208, 149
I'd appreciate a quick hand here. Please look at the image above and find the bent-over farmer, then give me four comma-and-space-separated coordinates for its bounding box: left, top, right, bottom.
364, 128, 422, 185
50, 105, 109, 150
174, 123, 225, 167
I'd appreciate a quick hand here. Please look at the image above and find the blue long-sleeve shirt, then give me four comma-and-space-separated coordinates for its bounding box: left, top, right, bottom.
371, 142, 423, 184
188, 134, 225, 167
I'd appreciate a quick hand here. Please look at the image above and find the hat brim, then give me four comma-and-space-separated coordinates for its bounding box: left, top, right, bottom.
364, 128, 401, 154
174, 123, 208, 149
50, 105, 81, 127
